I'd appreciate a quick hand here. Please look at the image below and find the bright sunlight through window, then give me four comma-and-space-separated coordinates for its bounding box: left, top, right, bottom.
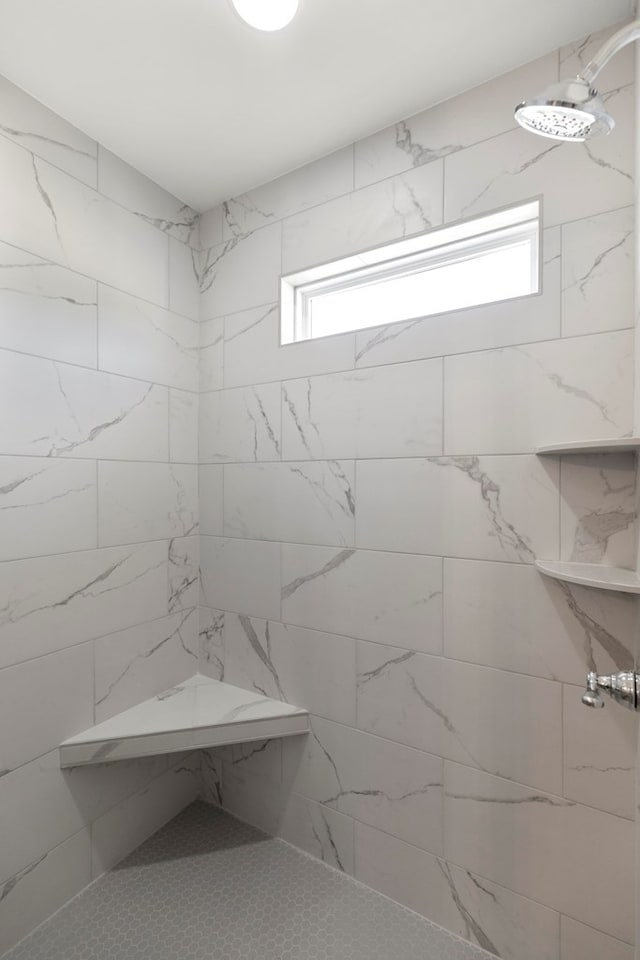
280, 200, 540, 344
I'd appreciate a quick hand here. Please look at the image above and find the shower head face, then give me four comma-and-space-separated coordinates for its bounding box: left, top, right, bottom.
514, 79, 614, 141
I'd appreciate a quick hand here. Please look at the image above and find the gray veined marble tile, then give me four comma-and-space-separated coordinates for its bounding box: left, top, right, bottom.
561, 206, 634, 337
354, 822, 560, 960
223, 302, 355, 390
0, 239, 97, 366
559, 453, 636, 567
356, 641, 562, 795
169, 388, 198, 464
169, 236, 200, 321
0, 455, 96, 561
199, 316, 224, 391
217, 737, 283, 786
198, 609, 225, 680
443, 762, 634, 943
199, 205, 223, 250
443, 330, 634, 455
354, 53, 556, 189
444, 85, 633, 228
199, 221, 282, 318
560, 916, 633, 960
281, 543, 443, 652
0, 349, 169, 461
559, 26, 635, 95
282, 161, 444, 274
199, 536, 280, 621
0, 75, 97, 187
442, 558, 636, 684
199, 383, 281, 463
281, 360, 443, 460
223, 460, 355, 547
97, 147, 198, 246
283, 716, 443, 853
200, 749, 224, 805
279, 793, 355, 875
0, 827, 90, 957
199, 465, 223, 536
97, 461, 198, 547
98, 285, 199, 391
222, 146, 354, 239
563, 681, 637, 820
168, 535, 199, 615
94, 608, 198, 723
224, 613, 356, 725
356, 456, 560, 563
0, 540, 168, 670
0, 135, 169, 306
0, 643, 93, 774
354, 226, 561, 369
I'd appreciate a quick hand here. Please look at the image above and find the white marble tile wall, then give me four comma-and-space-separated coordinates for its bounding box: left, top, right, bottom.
0, 77, 201, 953
198, 26, 636, 960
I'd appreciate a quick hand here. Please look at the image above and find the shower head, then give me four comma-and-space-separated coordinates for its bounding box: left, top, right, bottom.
514, 18, 640, 142
514, 78, 614, 141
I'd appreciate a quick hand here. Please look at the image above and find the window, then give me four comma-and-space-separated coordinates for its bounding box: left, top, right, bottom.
280, 200, 540, 344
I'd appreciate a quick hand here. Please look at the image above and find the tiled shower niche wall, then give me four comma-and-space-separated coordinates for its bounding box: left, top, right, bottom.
197, 27, 638, 960
0, 77, 202, 953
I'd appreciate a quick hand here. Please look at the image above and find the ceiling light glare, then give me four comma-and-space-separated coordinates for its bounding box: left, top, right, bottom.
231, 0, 299, 31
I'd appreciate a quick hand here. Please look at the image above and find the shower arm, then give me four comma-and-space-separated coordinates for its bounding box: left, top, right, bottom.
580, 18, 640, 85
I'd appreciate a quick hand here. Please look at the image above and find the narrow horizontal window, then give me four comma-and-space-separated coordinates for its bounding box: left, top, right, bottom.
280, 200, 540, 344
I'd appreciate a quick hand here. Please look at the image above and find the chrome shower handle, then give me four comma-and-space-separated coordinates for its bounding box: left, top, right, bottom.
582, 671, 639, 710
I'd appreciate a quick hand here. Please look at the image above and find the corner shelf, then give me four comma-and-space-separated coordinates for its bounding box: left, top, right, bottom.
536, 561, 640, 594
59, 674, 309, 768
536, 438, 640, 455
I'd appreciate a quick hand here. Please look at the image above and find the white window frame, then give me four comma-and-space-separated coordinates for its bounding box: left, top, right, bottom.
280, 199, 541, 345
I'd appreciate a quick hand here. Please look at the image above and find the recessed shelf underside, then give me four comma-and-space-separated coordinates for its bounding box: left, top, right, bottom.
59, 675, 309, 768
536, 560, 640, 594
536, 438, 640, 455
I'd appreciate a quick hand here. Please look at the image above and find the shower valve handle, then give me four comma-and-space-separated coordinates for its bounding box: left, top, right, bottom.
582, 671, 639, 710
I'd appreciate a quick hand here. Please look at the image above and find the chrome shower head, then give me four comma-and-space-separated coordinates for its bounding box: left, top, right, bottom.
514, 78, 614, 141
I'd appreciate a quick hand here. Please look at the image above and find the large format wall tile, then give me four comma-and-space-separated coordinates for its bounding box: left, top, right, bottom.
282, 162, 444, 273
98, 461, 197, 546
0, 350, 169, 460
0, 643, 93, 774
442, 558, 635, 683
223, 461, 355, 546
223, 147, 354, 239
199, 222, 282, 318
98, 285, 199, 391
281, 544, 442, 652
354, 55, 556, 189
560, 916, 633, 960
200, 536, 281, 620
561, 206, 634, 337
284, 717, 444, 853
0, 455, 96, 561
444, 86, 633, 227
0, 240, 97, 366
0, 541, 169, 669
443, 762, 634, 942
169, 236, 200, 320
168, 535, 199, 614
169, 388, 198, 463
199, 383, 281, 462
0, 76, 97, 187
94, 608, 198, 722
354, 822, 560, 960
281, 360, 443, 460
224, 614, 356, 724
356, 642, 562, 794
443, 332, 633, 454
199, 316, 224, 391
356, 456, 559, 562
223, 302, 355, 389
199, 465, 223, 536
279, 793, 355, 874
0, 135, 169, 306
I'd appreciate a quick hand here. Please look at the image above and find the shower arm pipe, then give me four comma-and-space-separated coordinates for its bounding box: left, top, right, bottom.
580, 19, 640, 85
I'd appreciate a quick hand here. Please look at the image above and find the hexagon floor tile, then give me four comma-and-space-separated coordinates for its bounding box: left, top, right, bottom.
6, 801, 493, 960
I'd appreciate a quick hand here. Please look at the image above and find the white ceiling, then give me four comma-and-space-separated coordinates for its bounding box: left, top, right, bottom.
0, 0, 634, 211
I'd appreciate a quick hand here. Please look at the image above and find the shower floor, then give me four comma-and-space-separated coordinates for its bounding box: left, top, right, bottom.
5, 801, 493, 960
